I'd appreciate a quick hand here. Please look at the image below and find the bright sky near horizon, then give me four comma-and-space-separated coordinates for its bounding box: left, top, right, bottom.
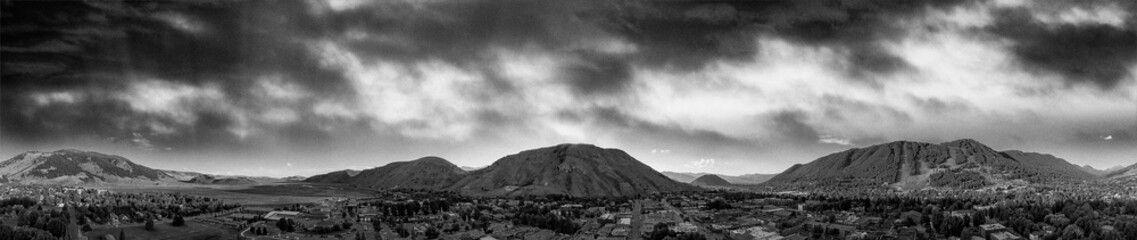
2, 0, 1135, 177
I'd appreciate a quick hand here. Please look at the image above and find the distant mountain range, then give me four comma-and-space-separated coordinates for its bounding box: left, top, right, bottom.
661, 172, 775, 185
459, 166, 486, 171
0, 149, 298, 184
4, 139, 1122, 195
690, 174, 733, 187
184, 174, 258, 185
763, 139, 1099, 190
1105, 163, 1137, 179
303, 169, 361, 183
1080, 164, 1127, 176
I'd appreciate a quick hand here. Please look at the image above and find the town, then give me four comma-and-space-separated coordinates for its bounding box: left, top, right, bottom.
2, 183, 1135, 240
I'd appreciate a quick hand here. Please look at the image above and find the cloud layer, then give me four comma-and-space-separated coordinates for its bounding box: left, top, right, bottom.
2, 0, 1135, 175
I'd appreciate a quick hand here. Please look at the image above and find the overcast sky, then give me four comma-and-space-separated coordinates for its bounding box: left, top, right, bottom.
2, 0, 1135, 177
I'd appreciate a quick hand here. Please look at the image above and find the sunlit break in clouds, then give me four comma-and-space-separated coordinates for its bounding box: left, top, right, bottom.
2, 0, 1135, 177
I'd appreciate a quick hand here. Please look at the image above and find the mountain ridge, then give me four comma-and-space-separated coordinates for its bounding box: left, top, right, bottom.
0, 149, 173, 184
446, 144, 700, 197
763, 139, 1098, 190
661, 172, 775, 184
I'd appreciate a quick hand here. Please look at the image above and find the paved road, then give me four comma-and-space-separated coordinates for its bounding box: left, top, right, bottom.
629, 200, 644, 240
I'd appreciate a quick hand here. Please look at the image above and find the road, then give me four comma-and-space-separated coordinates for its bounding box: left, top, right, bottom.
629, 200, 644, 240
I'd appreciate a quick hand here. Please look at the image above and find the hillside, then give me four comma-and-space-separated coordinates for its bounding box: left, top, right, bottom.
661, 172, 699, 183
0, 149, 173, 184
1105, 163, 1137, 179
281, 176, 307, 182
763, 139, 1098, 190
160, 169, 291, 183
348, 157, 466, 189
185, 175, 258, 185
690, 174, 732, 187
304, 157, 466, 190
303, 170, 362, 184
1078, 165, 1125, 176
448, 144, 700, 197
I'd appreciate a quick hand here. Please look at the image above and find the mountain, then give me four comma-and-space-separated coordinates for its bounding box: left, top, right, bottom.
691, 174, 732, 187
460, 166, 486, 171
303, 170, 361, 184
158, 170, 203, 181
661, 172, 699, 183
304, 157, 466, 190
764, 139, 1098, 190
1079, 165, 1126, 176
348, 157, 466, 189
733, 173, 777, 184
185, 175, 257, 185
159, 169, 289, 183
281, 176, 307, 182
448, 144, 700, 197
0, 149, 173, 184
662, 172, 775, 184
1105, 163, 1137, 179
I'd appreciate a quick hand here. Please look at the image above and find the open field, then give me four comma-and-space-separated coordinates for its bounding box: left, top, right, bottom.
226, 183, 377, 198
86, 182, 376, 205
85, 222, 238, 240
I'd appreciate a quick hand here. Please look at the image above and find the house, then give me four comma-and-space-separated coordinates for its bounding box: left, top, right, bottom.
900, 211, 923, 223
611, 225, 630, 237
854, 217, 882, 228
673, 222, 699, 233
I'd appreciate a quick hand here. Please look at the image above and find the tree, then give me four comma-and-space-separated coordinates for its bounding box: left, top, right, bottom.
648, 223, 675, 240
119, 228, 126, 240
276, 218, 294, 232
45, 219, 67, 238
171, 215, 185, 226
425, 226, 440, 239
396, 225, 410, 238
1062, 225, 1084, 239
145, 218, 155, 231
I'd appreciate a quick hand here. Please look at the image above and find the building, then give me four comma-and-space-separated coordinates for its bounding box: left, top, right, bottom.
990, 231, 1023, 240
980, 223, 1022, 240
264, 211, 302, 221
673, 222, 698, 233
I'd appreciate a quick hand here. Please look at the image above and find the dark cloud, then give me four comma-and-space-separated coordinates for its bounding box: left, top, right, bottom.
6, 0, 1129, 158
562, 52, 633, 96
768, 0, 975, 82
767, 110, 822, 145
604, 1, 761, 71
0, 0, 350, 151
820, 94, 912, 123
568, 107, 760, 158
986, 8, 1137, 90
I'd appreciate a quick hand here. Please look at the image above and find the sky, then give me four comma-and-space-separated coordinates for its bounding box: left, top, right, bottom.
2, 0, 1135, 177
